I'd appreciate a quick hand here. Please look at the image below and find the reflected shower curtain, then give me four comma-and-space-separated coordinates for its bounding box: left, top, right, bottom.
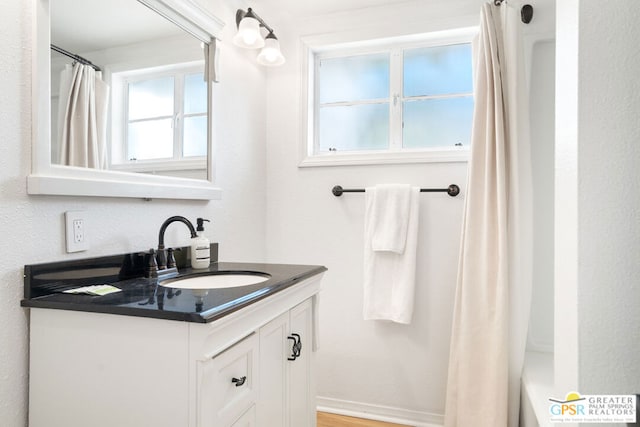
58, 63, 109, 169
444, 3, 532, 427
204, 38, 219, 83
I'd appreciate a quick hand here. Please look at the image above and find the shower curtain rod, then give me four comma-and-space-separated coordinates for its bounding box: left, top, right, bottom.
50, 44, 101, 71
332, 184, 460, 197
492, 0, 534, 24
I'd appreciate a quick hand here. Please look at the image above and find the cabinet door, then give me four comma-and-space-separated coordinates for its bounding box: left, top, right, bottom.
288, 299, 315, 427
231, 404, 256, 427
197, 333, 258, 427
257, 298, 316, 427
257, 312, 289, 427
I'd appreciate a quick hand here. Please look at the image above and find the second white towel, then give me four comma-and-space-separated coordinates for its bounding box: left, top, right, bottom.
363, 185, 420, 324
369, 184, 413, 253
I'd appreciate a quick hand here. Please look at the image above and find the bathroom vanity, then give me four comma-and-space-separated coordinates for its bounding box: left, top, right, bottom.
22, 247, 325, 427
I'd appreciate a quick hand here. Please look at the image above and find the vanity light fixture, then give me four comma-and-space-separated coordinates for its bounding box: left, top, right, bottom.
234, 8, 285, 66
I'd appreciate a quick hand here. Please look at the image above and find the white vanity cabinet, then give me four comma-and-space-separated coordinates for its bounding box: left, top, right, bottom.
27, 274, 322, 427
258, 299, 315, 427
232, 405, 257, 426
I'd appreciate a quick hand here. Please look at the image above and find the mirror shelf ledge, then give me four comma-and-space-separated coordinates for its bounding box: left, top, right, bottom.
27, 173, 222, 200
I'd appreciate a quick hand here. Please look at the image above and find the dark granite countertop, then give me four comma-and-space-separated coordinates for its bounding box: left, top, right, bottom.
21, 246, 326, 323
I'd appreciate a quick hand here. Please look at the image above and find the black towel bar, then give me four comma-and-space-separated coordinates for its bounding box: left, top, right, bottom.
332, 184, 460, 197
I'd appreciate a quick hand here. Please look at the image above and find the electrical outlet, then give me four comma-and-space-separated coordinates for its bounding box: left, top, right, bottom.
65, 211, 89, 253
73, 219, 84, 243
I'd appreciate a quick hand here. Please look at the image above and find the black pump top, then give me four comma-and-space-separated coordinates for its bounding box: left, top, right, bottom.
196, 218, 210, 232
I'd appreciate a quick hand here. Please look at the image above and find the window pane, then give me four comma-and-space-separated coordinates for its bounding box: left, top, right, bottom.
403, 97, 473, 149
184, 73, 207, 114
319, 53, 390, 104
319, 103, 389, 152
128, 118, 174, 160
403, 43, 473, 97
128, 76, 174, 120
183, 116, 207, 157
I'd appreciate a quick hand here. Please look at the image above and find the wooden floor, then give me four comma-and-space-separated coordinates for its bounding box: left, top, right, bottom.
317, 412, 411, 427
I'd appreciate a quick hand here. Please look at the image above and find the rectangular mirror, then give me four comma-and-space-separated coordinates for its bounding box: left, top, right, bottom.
29, 0, 225, 200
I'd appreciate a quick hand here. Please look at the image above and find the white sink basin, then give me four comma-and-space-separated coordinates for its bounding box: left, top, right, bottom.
160, 273, 270, 290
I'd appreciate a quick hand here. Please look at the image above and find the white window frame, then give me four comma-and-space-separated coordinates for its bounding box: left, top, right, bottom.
110, 61, 207, 173
299, 27, 477, 167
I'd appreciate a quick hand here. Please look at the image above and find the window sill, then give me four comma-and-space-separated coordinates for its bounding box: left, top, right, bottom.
299, 148, 469, 168
522, 351, 554, 427
111, 158, 206, 173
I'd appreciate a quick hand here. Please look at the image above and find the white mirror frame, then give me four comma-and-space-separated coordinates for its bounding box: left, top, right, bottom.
29, 0, 225, 200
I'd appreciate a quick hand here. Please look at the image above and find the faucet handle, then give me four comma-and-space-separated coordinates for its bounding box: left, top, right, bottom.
167, 248, 176, 269
156, 246, 167, 270
145, 248, 159, 278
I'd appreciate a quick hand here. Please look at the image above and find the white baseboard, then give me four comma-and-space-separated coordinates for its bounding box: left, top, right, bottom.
317, 396, 444, 427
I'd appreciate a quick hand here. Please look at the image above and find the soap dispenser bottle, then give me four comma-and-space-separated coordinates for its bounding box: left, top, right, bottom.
191, 218, 211, 269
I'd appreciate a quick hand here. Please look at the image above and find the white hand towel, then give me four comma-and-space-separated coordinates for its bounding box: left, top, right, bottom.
368, 184, 412, 254
363, 185, 420, 324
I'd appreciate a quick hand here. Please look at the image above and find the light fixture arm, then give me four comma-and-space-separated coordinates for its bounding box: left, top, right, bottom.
236, 8, 275, 35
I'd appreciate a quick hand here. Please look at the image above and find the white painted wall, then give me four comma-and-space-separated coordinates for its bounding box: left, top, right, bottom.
263, 0, 558, 422
527, 39, 555, 353
556, 0, 640, 401
0, 1, 267, 426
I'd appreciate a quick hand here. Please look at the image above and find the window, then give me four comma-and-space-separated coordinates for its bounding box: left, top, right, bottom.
303, 30, 475, 166
402, 44, 474, 149
111, 64, 208, 171
317, 53, 391, 152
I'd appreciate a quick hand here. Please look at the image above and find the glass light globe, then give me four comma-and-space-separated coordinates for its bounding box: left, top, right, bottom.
233, 16, 264, 49
257, 34, 285, 66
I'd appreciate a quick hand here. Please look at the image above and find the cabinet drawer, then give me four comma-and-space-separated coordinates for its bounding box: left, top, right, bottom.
197, 333, 258, 426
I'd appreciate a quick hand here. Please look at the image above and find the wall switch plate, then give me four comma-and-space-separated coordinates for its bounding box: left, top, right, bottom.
65, 211, 89, 253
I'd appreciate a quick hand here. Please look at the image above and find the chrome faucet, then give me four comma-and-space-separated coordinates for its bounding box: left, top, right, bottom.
156, 216, 197, 271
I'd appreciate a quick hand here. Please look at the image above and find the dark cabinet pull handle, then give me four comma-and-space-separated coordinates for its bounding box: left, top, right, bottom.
232, 376, 247, 387
287, 336, 297, 360
292, 333, 302, 357
288, 333, 302, 361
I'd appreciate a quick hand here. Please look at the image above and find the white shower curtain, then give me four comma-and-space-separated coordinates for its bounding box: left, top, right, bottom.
58, 63, 109, 169
444, 3, 532, 427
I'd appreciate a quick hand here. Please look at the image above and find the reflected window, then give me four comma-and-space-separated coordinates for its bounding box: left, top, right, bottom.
112, 64, 207, 169
127, 76, 175, 160
312, 37, 473, 156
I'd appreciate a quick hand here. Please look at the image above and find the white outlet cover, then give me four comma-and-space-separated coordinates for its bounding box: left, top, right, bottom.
65, 211, 89, 252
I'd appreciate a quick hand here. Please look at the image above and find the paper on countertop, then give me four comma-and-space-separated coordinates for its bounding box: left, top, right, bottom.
63, 285, 122, 296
